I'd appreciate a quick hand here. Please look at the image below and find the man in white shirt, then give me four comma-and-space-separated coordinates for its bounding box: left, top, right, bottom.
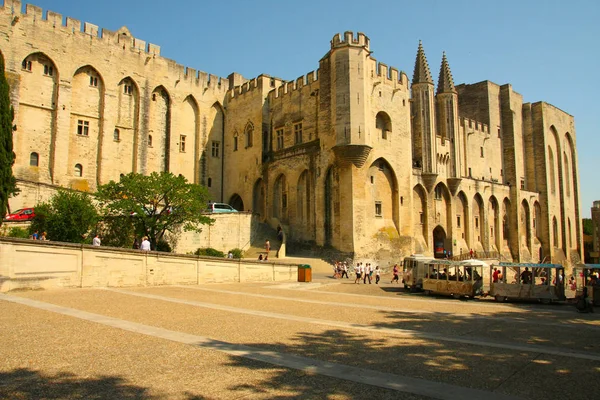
92, 234, 101, 246
140, 236, 151, 251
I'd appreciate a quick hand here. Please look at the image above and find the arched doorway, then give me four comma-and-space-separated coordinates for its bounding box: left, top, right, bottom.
229, 194, 244, 211
433, 225, 447, 258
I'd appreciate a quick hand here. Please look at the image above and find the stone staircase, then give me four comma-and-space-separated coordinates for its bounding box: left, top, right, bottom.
242, 222, 281, 260
273, 256, 334, 274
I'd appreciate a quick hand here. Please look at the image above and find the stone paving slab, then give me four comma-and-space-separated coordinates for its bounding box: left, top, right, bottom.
0, 299, 426, 400
5, 287, 600, 400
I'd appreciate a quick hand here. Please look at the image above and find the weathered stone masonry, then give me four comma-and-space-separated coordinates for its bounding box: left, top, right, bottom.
1, 1, 582, 265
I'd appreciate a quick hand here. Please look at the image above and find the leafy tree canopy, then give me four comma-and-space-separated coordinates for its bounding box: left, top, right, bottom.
583, 218, 593, 236
31, 190, 99, 243
0, 55, 19, 226
96, 172, 213, 249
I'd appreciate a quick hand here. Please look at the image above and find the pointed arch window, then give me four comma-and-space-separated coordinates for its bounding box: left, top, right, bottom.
233, 132, 239, 151
245, 123, 253, 148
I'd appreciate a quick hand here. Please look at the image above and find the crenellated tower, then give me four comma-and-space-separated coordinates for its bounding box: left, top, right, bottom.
411, 41, 437, 176
328, 31, 373, 168
436, 52, 461, 182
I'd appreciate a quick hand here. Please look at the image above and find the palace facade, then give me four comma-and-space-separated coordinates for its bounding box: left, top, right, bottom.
0, 1, 583, 264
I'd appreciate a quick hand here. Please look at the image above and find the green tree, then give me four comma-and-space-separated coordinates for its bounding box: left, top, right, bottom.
0, 56, 19, 226
96, 172, 213, 250
582, 218, 593, 236
30, 190, 99, 243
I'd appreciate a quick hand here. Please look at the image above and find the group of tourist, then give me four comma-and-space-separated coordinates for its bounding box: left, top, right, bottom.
332, 261, 382, 284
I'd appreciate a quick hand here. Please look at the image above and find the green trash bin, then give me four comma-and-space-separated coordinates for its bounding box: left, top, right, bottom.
298, 264, 312, 282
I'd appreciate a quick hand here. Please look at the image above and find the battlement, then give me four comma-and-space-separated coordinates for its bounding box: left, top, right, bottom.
460, 117, 489, 134
373, 61, 408, 85
331, 31, 370, 51
1, 1, 231, 89
269, 69, 319, 100
1, 1, 162, 55
228, 75, 285, 101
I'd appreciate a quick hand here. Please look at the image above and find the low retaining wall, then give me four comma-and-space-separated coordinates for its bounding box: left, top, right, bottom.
0, 238, 298, 292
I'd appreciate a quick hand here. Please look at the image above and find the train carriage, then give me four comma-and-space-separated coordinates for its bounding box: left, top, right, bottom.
422, 259, 485, 299
572, 264, 600, 306
490, 262, 565, 303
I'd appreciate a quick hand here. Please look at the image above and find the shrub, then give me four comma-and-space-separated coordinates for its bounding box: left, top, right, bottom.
228, 248, 244, 259
156, 239, 172, 253
194, 247, 225, 258
7, 227, 29, 239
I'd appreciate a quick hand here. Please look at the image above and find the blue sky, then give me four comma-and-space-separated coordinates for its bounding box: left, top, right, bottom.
23, 0, 600, 217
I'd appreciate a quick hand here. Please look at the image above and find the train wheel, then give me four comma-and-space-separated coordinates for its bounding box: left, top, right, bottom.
495, 294, 506, 302
424, 290, 431, 296
540, 298, 552, 305
452, 293, 461, 299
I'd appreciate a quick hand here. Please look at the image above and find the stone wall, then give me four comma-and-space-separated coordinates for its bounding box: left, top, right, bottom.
0, 237, 297, 292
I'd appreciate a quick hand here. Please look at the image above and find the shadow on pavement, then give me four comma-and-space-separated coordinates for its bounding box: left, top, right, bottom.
0, 368, 209, 400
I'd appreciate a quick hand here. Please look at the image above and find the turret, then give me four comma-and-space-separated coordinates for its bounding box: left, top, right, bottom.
436, 52, 461, 179
411, 41, 437, 175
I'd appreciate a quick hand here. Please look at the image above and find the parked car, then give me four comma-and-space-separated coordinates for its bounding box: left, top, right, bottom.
4, 208, 36, 221
206, 203, 238, 213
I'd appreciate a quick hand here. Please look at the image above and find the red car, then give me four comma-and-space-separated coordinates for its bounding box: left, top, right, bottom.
4, 208, 36, 221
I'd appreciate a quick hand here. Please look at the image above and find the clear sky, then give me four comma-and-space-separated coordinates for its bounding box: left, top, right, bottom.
22, 0, 600, 217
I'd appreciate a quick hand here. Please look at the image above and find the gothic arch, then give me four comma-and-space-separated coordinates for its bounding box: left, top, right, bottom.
148, 85, 171, 173
324, 166, 339, 246
456, 191, 470, 252
17, 52, 59, 183
432, 182, 451, 243
180, 95, 200, 182
472, 193, 485, 249
296, 170, 312, 239
252, 178, 266, 220
244, 121, 254, 148
70, 65, 105, 188
548, 146, 556, 194
533, 201, 542, 239
273, 173, 288, 222
203, 102, 225, 198
229, 193, 244, 212
488, 195, 500, 252
376, 111, 392, 139
520, 199, 531, 255
115, 77, 140, 177
552, 216, 559, 248
368, 158, 400, 233
413, 184, 428, 251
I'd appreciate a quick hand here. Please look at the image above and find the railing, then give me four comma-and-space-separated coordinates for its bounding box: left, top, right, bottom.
450, 251, 505, 262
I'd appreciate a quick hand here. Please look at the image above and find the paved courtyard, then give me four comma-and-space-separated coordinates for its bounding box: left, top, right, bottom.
1, 276, 599, 399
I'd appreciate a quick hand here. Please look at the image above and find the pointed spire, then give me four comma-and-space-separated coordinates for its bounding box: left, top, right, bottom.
437, 51, 456, 94
412, 40, 433, 85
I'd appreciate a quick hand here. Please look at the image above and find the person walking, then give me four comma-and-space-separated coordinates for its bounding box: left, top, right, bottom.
375, 266, 381, 284
363, 263, 372, 284
354, 263, 362, 284
341, 262, 349, 279
132, 237, 140, 249
92, 234, 101, 246
391, 264, 399, 283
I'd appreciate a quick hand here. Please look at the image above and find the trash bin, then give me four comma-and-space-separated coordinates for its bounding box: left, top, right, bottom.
298, 264, 312, 282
